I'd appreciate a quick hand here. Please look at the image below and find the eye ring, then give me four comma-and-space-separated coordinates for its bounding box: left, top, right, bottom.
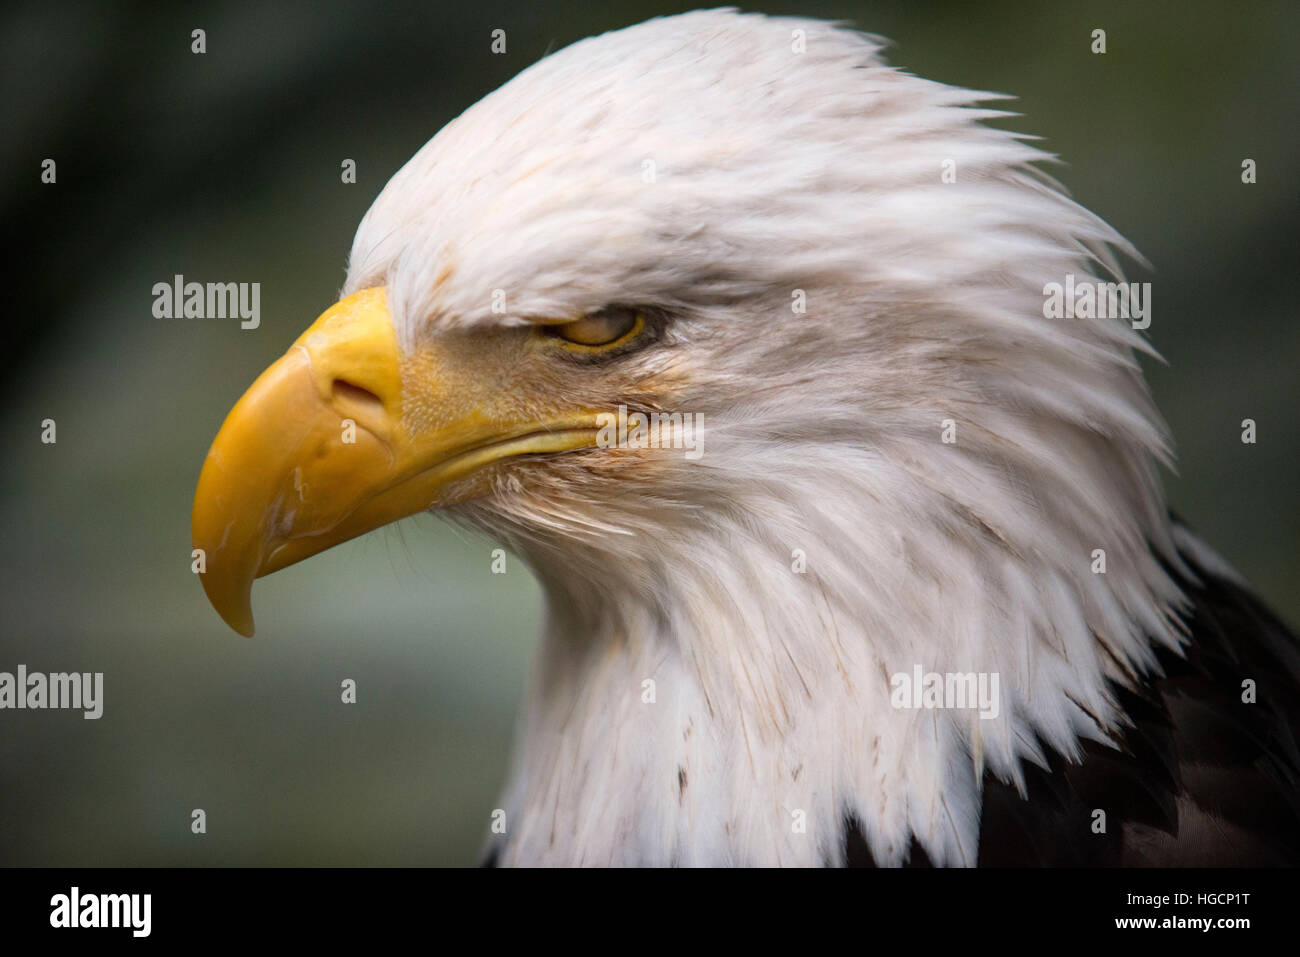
543, 310, 645, 351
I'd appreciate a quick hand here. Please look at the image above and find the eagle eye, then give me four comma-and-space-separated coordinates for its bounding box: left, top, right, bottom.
545, 309, 644, 350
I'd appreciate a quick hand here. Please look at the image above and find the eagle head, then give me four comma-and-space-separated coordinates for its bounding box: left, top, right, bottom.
192, 10, 1193, 866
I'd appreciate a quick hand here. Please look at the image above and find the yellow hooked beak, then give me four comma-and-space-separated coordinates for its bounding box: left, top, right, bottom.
192, 287, 599, 636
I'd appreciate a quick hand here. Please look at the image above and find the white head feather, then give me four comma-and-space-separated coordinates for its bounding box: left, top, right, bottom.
344, 9, 1187, 865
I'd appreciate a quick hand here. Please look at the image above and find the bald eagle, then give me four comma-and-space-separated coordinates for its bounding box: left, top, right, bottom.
191, 10, 1300, 866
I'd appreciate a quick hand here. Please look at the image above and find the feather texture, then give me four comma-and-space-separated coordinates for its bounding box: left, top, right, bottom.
340, 10, 1296, 866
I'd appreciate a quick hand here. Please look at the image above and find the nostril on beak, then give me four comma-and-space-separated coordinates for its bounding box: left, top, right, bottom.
331, 378, 385, 415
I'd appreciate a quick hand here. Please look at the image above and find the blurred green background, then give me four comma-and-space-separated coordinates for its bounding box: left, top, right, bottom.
0, 0, 1295, 865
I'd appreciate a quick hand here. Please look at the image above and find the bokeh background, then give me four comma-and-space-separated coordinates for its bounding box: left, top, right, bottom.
1, 0, 1295, 865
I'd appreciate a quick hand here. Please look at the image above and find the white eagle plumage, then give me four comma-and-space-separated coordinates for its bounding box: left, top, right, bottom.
326, 10, 1262, 865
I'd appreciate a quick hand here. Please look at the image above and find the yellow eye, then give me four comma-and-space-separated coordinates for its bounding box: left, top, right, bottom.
547, 310, 643, 349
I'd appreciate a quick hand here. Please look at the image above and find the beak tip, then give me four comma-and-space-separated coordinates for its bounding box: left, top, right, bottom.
195, 564, 258, 638
229, 617, 256, 639
213, 592, 257, 638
